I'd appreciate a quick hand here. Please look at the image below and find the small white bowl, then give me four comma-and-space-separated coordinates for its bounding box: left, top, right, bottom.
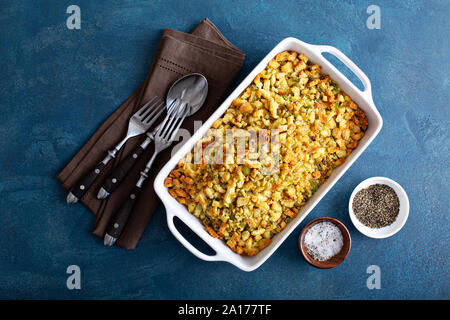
349, 177, 409, 238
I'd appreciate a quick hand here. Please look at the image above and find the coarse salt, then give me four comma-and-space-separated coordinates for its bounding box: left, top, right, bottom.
304, 221, 343, 261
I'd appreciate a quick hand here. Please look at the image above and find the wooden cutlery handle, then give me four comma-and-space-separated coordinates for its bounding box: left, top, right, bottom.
101, 145, 146, 195
70, 160, 108, 199
105, 186, 141, 239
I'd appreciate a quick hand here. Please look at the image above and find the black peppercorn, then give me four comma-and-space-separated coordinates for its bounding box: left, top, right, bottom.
352, 184, 400, 228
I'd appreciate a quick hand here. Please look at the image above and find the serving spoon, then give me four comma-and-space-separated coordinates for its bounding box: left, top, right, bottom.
97, 73, 208, 200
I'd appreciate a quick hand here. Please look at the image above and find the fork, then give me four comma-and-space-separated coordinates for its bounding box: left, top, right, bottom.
66, 96, 166, 204
103, 100, 189, 246
96, 99, 180, 200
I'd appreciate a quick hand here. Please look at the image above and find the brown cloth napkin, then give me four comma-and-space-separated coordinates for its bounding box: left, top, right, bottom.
57, 18, 245, 249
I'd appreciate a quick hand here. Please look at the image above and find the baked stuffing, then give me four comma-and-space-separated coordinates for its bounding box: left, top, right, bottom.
165, 51, 368, 256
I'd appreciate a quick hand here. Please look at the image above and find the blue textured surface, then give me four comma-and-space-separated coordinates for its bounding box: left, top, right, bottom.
0, 0, 449, 299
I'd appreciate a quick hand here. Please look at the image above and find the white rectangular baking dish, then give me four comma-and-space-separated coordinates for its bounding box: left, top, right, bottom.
154, 37, 382, 272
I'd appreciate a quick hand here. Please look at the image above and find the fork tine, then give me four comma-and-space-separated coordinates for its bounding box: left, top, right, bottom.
160, 108, 178, 138
162, 109, 182, 139
166, 99, 180, 114
167, 110, 188, 141
156, 99, 180, 135
136, 96, 158, 117
138, 97, 162, 120
155, 107, 175, 138
155, 99, 183, 137
163, 105, 188, 141
150, 97, 180, 121
142, 101, 165, 124
142, 97, 180, 127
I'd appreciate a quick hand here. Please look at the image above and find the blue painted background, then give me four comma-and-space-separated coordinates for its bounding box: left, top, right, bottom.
0, 0, 448, 299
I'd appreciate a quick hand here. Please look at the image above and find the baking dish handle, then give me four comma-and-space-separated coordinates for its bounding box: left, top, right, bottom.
314, 45, 373, 99
166, 209, 225, 262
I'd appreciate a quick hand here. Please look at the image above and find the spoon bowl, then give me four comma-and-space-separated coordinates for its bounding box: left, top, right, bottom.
166, 73, 208, 116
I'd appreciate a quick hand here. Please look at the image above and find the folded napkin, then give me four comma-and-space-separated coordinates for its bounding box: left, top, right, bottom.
58, 18, 245, 249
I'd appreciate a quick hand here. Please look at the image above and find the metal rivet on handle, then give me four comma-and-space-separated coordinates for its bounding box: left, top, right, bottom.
80, 185, 85, 190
